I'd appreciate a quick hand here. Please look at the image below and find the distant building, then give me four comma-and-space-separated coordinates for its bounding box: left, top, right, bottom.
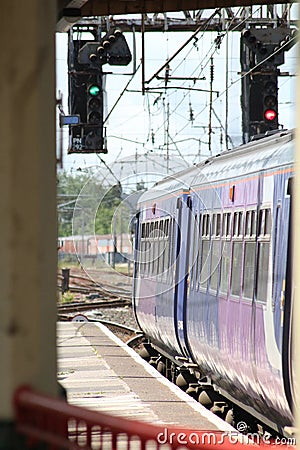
58, 233, 133, 263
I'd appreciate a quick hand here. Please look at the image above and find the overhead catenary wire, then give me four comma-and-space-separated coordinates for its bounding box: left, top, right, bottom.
104, 63, 141, 124
171, 32, 298, 141
147, 5, 279, 143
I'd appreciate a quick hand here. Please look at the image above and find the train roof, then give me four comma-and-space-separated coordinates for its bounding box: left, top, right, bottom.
138, 129, 294, 205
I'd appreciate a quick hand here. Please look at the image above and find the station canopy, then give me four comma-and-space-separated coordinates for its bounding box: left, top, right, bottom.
57, 0, 292, 29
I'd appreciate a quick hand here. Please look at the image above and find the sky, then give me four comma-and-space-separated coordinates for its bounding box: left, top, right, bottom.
55, 9, 298, 181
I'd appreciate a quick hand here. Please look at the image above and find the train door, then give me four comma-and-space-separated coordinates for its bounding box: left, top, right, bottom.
252, 173, 294, 419
282, 177, 294, 412
174, 191, 192, 358
132, 210, 143, 329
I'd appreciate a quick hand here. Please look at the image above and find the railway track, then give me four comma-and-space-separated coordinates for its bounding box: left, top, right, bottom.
58, 298, 131, 314
57, 268, 292, 439
57, 305, 295, 441
58, 267, 132, 299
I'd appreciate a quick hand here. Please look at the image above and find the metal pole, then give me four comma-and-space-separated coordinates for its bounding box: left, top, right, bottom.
141, 14, 145, 95
61, 268, 70, 294
81, 209, 85, 262
294, 40, 300, 449
208, 57, 214, 155
225, 30, 229, 150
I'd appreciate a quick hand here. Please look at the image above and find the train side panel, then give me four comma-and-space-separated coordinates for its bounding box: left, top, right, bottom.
133, 131, 294, 431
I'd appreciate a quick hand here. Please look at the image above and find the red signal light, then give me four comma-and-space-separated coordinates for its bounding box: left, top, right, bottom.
264, 109, 277, 121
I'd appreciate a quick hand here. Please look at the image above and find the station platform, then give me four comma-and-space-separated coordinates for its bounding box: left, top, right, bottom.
57, 322, 234, 432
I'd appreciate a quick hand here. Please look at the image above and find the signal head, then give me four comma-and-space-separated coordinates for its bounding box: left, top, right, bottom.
264, 95, 277, 108
114, 29, 122, 37
108, 34, 116, 43
88, 111, 101, 125
88, 84, 100, 97
264, 109, 277, 122
89, 53, 98, 62
97, 45, 105, 55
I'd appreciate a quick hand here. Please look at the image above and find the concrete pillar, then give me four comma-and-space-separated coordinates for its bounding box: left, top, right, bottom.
0, 1, 57, 447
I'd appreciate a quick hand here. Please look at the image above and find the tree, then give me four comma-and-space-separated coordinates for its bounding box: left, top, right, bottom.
95, 184, 123, 235
57, 171, 124, 237
57, 170, 92, 236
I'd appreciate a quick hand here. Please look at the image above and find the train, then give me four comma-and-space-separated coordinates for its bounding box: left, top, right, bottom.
132, 129, 295, 436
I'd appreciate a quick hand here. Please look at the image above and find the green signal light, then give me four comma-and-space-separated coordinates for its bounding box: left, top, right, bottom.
88, 85, 100, 96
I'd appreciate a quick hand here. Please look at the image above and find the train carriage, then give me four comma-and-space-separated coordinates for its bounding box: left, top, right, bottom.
133, 129, 294, 434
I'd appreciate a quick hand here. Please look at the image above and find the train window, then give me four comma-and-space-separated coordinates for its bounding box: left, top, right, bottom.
157, 223, 162, 277
153, 240, 159, 275
210, 240, 220, 291
219, 241, 230, 294
168, 218, 176, 284
155, 221, 159, 238
149, 224, 155, 276
245, 212, 251, 236
160, 218, 169, 280
265, 209, 271, 235
216, 213, 221, 237
258, 208, 271, 236
158, 245, 163, 279
140, 240, 148, 276
155, 220, 162, 276
245, 210, 257, 237
243, 242, 256, 299
212, 214, 216, 235
164, 237, 169, 279
202, 213, 210, 237
159, 220, 164, 233
190, 214, 198, 290
194, 214, 202, 288
139, 222, 146, 276
198, 213, 211, 290
231, 242, 243, 297
256, 243, 270, 302
233, 213, 238, 236
158, 219, 167, 278
200, 240, 210, 288
146, 240, 153, 276
222, 212, 231, 237
210, 212, 221, 292
202, 214, 207, 236
233, 211, 244, 237
251, 211, 257, 236
255, 208, 271, 302
206, 215, 211, 235
164, 219, 169, 237
259, 210, 265, 235
141, 223, 146, 238
150, 222, 154, 237
212, 213, 221, 237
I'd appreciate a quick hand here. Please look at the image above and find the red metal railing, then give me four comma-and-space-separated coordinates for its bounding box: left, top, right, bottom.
14, 386, 271, 450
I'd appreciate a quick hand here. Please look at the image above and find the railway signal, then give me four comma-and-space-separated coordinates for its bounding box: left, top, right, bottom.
263, 76, 278, 128
67, 28, 132, 153
85, 76, 104, 150
78, 29, 132, 68
241, 26, 296, 141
